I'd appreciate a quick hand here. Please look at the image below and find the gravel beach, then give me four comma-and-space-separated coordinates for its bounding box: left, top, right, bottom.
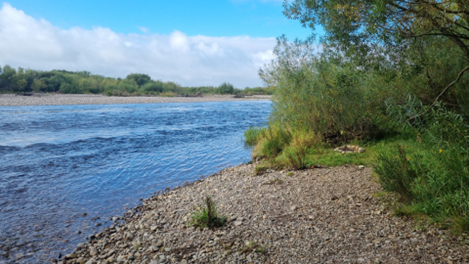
59, 163, 469, 264
0, 94, 271, 107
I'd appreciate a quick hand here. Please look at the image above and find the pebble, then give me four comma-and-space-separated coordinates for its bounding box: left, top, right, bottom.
62, 163, 469, 264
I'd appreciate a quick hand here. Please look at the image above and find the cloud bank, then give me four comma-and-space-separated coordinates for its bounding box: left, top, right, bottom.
0, 3, 276, 87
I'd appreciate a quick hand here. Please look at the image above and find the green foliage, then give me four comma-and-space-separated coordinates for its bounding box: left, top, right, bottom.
126, 73, 151, 86
260, 36, 399, 142
253, 164, 269, 176
243, 0, 469, 234
218, 82, 234, 94
375, 102, 469, 232
189, 196, 227, 229
375, 144, 422, 202
283, 129, 322, 169
244, 126, 266, 147
251, 122, 292, 161
0, 65, 272, 96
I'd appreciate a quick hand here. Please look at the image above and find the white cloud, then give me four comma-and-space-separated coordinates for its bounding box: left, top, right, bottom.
0, 3, 277, 87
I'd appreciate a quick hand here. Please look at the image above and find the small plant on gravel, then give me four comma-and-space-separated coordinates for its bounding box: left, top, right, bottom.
286, 172, 293, 177
253, 164, 268, 175
189, 196, 227, 229
240, 241, 267, 254
266, 178, 284, 185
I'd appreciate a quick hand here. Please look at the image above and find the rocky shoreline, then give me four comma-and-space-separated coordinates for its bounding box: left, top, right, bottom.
55, 163, 469, 264
0, 94, 271, 106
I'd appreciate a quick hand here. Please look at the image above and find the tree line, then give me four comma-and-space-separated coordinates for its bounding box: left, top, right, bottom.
0, 65, 272, 96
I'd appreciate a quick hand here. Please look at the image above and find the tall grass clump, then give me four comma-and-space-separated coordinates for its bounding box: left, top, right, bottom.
251, 122, 292, 161
244, 126, 266, 147
283, 129, 322, 169
189, 196, 227, 229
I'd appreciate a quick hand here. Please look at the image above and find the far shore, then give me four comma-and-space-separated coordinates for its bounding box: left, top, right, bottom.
0, 94, 272, 107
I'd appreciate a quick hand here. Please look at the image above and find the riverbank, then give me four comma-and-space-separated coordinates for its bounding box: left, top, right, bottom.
0, 94, 271, 106
60, 163, 469, 264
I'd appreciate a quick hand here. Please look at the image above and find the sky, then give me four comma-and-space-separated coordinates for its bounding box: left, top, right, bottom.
0, 0, 317, 87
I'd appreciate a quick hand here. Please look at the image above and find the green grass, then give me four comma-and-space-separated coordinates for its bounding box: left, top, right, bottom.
270, 140, 390, 168
189, 196, 227, 229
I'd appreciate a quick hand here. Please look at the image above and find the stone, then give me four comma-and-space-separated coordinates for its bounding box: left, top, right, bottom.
85, 259, 95, 264
234, 221, 243, 226
358, 165, 365, 170
291, 205, 297, 211
132, 240, 141, 249
65, 253, 77, 259
89, 247, 98, 257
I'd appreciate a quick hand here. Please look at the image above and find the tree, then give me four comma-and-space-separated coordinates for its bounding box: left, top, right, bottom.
31, 79, 47, 92
284, 0, 468, 58
218, 82, 234, 94
141, 81, 164, 93
0, 65, 16, 90
283, 0, 469, 112
126, 73, 151, 86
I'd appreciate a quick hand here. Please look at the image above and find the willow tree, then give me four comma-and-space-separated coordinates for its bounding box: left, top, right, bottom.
283, 0, 469, 110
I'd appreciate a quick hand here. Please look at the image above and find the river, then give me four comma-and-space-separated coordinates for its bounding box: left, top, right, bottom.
0, 101, 271, 263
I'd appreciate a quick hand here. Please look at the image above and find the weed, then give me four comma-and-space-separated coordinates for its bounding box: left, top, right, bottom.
240, 241, 267, 254
189, 196, 227, 229
265, 178, 284, 185
286, 172, 293, 176
253, 164, 268, 175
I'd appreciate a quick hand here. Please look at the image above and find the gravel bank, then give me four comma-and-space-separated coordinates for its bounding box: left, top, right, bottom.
59, 164, 469, 264
0, 94, 271, 107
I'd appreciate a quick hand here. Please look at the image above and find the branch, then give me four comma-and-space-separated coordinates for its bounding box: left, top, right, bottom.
406, 32, 469, 40
404, 65, 469, 124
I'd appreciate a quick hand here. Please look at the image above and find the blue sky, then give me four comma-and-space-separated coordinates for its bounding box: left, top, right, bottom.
0, 1, 318, 87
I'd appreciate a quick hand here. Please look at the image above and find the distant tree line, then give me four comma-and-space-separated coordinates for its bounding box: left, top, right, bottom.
0, 65, 272, 96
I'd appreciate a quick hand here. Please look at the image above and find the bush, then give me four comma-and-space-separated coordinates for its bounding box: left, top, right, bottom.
140, 81, 164, 93
244, 126, 266, 147
375, 103, 469, 232
218, 82, 234, 94
283, 130, 322, 169
189, 196, 227, 229
251, 123, 292, 161
375, 144, 422, 202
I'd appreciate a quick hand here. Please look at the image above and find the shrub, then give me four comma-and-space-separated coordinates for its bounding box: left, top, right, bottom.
253, 164, 268, 175
375, 103, 469, 232
375, 144, 422, 202
251, 122, 292, 161
189, 196, 226, 229
244, 126, 267, 147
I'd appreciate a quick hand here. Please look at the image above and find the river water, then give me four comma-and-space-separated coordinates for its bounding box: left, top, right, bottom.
0, 101, 271, 263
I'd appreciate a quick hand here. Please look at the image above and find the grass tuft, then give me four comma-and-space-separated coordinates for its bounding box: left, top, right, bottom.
189, 196, 227, 229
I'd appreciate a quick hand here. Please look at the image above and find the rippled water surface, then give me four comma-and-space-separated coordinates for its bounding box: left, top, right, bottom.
0, 101, 271, 263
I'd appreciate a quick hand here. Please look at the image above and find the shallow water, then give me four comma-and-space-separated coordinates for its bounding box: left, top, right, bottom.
0, 101, 271, 263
